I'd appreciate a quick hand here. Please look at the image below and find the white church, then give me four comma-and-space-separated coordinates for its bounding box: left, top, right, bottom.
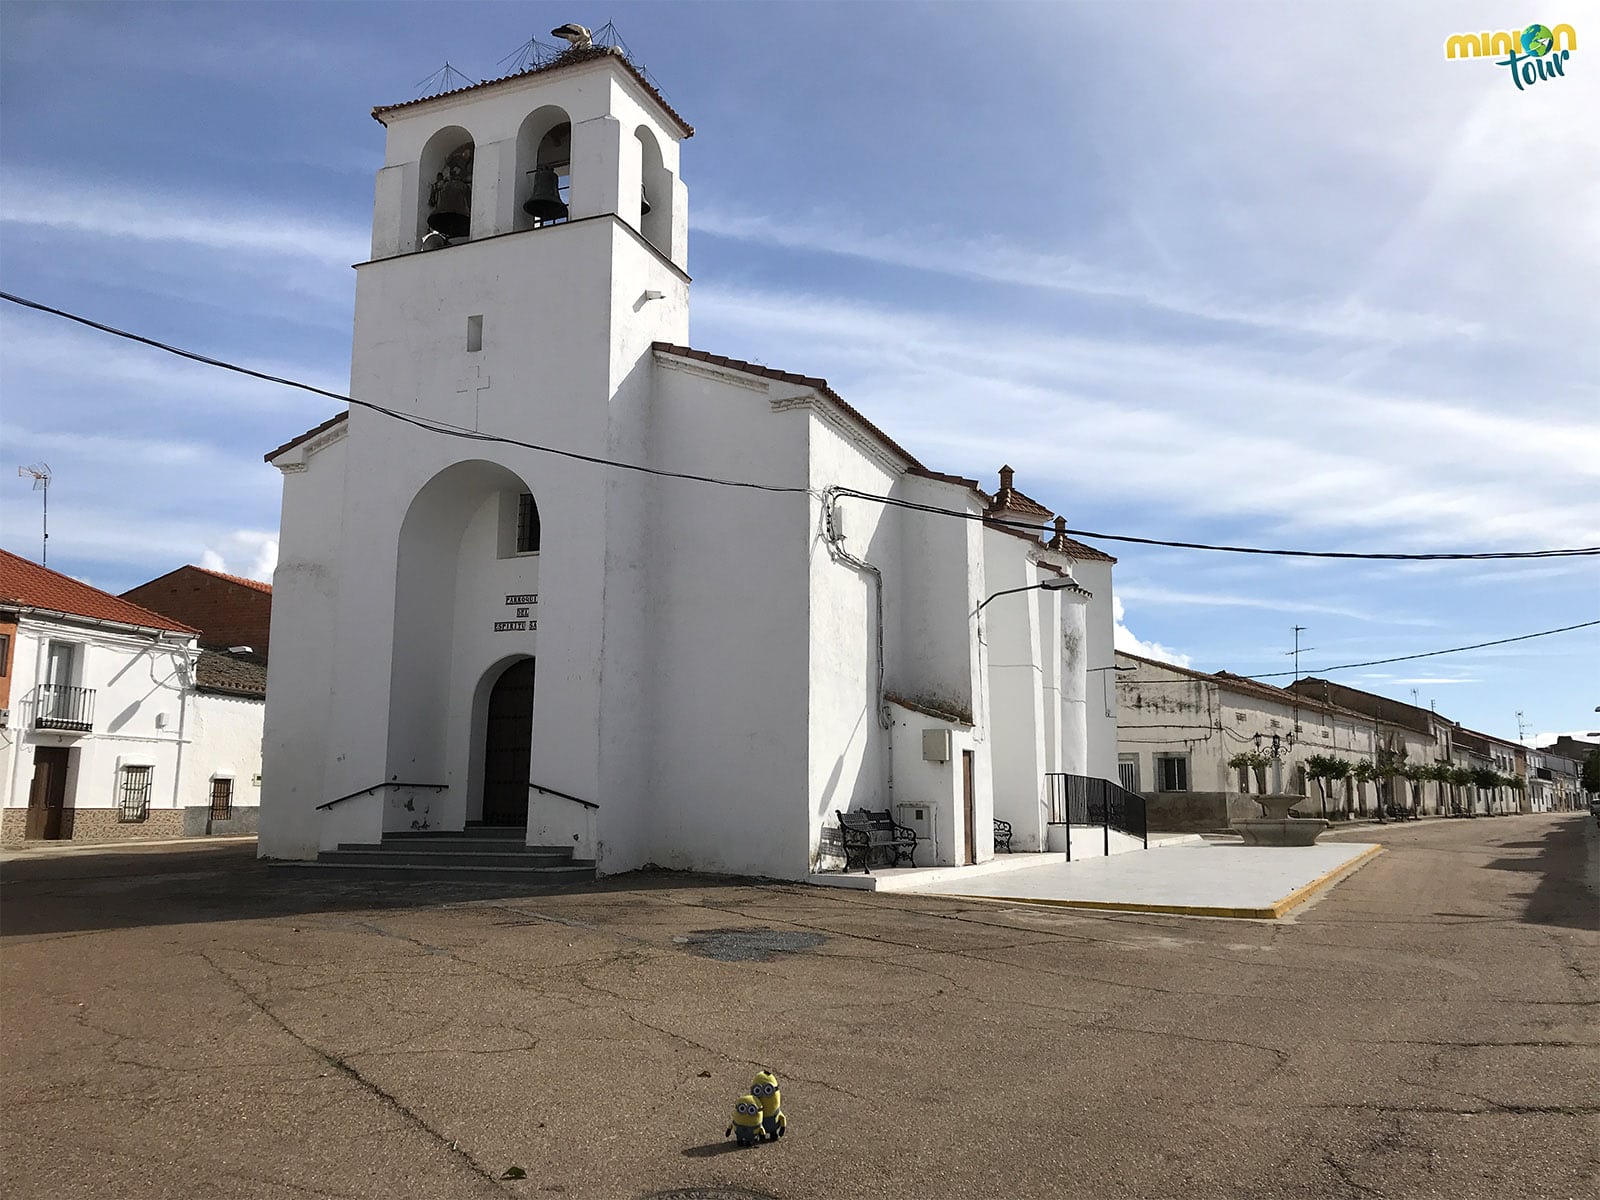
259, 39, 1120, 880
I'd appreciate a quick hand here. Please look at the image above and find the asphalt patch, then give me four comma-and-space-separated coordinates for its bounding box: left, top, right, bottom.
645, 1189, 782, 1200
672, 928, 827, 962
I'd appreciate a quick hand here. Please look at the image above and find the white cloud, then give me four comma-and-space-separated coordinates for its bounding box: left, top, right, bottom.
1116, 583, 1435, 625
199, 532, 277, 582
0, 167, 367, 267
1112, 596, 1190, 667
691, 207, 1481, 343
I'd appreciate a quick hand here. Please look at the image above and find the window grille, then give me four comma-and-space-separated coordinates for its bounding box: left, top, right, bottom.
516, 493, 541, 553
119, 766, 152, 822
209, 777, 234, 821
1155, 755, 1189, 793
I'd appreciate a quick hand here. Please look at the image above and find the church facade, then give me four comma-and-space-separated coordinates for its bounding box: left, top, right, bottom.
259, 46, 1118, 879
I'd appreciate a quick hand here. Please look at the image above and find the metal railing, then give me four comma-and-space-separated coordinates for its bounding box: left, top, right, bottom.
530, 783, 599, 810
34, 684, 94, 732
314, 781, 447, 811
1044, 772, 1148, 860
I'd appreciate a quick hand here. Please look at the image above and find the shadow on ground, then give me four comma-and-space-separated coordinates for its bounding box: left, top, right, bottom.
1482, 815, 1597, 931
0, 842, 763, 939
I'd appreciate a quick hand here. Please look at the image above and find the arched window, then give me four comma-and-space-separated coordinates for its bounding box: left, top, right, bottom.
515, 106, 573, 231
635, 126, 671, 253
416, 126, 475, 246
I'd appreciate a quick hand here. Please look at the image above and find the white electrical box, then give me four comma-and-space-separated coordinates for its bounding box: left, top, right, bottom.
922, 728, 952, 763
895, 802, 936, 858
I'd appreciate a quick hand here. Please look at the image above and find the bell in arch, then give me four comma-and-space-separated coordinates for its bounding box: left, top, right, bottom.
640, 183, 652, 216
523, 165, 568, 223
426, 143, 474, 239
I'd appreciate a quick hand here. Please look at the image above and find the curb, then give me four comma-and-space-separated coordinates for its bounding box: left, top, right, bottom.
938, 843, 1386, 920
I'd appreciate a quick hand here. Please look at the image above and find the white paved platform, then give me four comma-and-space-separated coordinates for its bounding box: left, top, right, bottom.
895, 839, 1383, 918
807, 831, 1203, 893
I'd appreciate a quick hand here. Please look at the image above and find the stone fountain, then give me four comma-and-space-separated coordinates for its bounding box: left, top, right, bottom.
1230, 793, 1329, 846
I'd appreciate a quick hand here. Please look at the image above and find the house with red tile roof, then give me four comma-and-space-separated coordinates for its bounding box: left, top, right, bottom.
0, 549, 264, 843
256, 47, 1121, 879
122, 564, 274, 660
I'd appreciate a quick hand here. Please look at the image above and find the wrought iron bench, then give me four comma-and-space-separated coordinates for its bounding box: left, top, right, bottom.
836, 808, 917, 873
993, 818, 1013, 853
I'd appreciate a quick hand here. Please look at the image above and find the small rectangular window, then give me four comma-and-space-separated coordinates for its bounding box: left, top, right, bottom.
210, 777, 234, 821
1155, 755, 1189, 792
1117, 755, 1140, 792
466, 314, 483, 352
119, 766, 152, 822
0, 631, 9, 677
516, 493, 540, 554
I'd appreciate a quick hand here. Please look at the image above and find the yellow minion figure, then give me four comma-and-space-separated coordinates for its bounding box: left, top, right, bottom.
725, 1093, 764, 1147
751, 1069, 786, 1139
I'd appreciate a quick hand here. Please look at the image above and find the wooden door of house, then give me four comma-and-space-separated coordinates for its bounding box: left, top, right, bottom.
482, 658, 535, 826
962, 750, 976, 865
26, 747, 70, 840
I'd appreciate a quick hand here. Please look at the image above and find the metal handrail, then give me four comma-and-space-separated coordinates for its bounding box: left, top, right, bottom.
530, 783, 599, 810
315, 781, 447, 811
1044, 772, 1148, 860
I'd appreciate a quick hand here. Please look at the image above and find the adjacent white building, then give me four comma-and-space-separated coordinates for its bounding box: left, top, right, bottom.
1115, 653, 1434, 830
0, 550, 265, 842
259, 45, 1119, 878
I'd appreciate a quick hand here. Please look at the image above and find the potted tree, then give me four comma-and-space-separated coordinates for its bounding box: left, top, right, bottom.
1227, 750, 1270, 796
1303, 754, 1350, 821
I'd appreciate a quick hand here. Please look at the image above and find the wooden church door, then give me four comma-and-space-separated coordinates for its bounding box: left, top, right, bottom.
482, 659, 535, 826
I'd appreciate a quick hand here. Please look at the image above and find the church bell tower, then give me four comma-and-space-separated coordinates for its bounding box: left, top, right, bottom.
352, 38, 692, 442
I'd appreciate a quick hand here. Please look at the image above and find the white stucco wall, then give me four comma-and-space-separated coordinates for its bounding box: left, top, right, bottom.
185, 691, 265, 808
1071, 558, 1118, 781
1, 615, 204, 818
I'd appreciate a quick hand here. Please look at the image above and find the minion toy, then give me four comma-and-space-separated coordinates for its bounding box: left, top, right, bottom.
725, 1093, 764, 1147
751, 1069, 787, 1139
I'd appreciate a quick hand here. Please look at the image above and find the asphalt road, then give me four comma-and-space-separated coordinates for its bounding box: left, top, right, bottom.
2, 813, 1595, 1200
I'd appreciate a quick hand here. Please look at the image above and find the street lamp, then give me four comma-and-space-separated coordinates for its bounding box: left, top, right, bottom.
1088, 664, 1136, 717
973, 573, 1089, 615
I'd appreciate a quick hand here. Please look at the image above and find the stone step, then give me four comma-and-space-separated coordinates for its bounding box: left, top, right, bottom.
385, 824, 527, 840
322, 848, 575, 869
271, 861, 597, 885
340, 838, 573, 854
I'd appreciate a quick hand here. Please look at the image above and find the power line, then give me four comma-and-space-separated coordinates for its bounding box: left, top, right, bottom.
6, 289, 1599, 563
1245, 620, 1600, 678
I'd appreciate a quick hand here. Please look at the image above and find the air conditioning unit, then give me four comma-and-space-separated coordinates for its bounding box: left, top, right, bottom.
0, 707, 9, 729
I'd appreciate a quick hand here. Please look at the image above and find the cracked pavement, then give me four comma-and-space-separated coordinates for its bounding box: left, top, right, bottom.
2, 813, 1596, 1199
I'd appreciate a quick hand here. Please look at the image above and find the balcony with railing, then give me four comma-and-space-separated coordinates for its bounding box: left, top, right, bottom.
33, 684, 95, 733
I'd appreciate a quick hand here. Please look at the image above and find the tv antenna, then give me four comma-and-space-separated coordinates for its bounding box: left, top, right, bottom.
1516, 711, 1528, 741
17, 462, 50, 564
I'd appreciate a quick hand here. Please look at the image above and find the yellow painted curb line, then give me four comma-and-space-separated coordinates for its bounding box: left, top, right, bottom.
938, 843, 1386, 920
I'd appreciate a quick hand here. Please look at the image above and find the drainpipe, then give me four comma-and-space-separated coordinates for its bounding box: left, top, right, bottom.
821, 488, 894, 819
162, 634, 194, 815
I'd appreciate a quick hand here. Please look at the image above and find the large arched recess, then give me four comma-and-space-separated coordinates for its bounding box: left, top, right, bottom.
386, 460, 538, 825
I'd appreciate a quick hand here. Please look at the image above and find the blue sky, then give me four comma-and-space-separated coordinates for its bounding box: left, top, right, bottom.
1, 1, 1595, 744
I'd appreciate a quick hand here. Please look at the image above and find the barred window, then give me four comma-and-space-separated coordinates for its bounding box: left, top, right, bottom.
119, 766, 152, 822
516, 493, 541, 554
209, 777, 234, 821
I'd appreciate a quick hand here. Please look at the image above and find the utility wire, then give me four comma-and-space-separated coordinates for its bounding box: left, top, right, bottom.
6, 290, 1599, 562
1244, 620, 1600, 679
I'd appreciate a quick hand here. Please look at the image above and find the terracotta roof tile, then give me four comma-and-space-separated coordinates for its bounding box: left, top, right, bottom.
265, 412, 348, 463
372, 46, 694, 138
194, 648, 268, 698
0, 550, 198, 633
190, 566, 273, 595
653, 343, 924, 469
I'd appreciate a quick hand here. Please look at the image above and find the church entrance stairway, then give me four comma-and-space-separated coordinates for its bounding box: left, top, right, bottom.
281, 823, 595, 884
